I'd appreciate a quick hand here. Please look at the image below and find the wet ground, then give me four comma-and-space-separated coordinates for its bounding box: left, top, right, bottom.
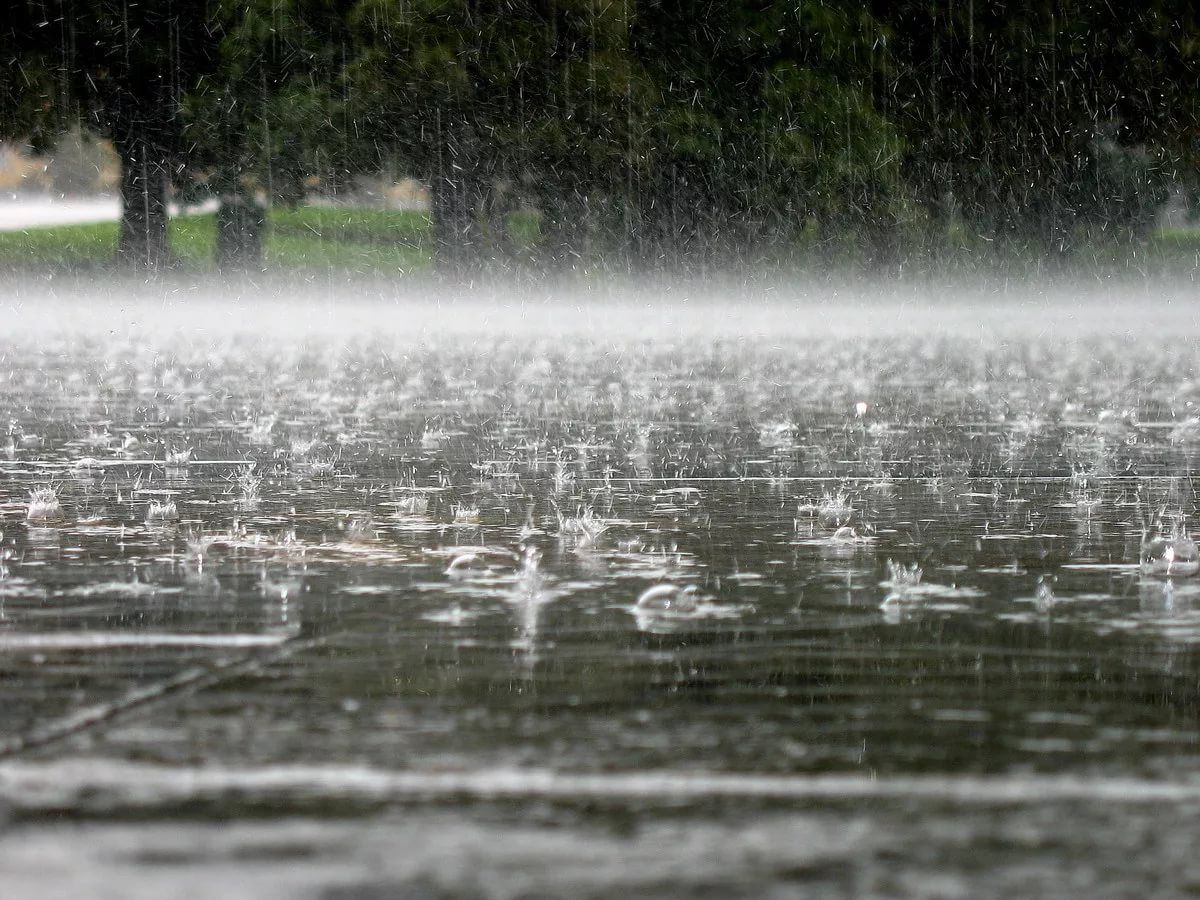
1, 281, 1199, 896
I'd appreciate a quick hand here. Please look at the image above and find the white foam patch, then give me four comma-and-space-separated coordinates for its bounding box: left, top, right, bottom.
0, 632, 289, 650
2, 760, 1199, 809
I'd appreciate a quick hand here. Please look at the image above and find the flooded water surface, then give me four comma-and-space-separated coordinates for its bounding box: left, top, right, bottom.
2, 287, 1200, 896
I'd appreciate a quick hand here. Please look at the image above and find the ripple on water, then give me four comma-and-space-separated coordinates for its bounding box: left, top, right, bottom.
0, 328, 1198, 794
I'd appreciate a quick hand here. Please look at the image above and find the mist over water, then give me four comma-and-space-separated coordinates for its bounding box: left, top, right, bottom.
3, 273, 1197, 340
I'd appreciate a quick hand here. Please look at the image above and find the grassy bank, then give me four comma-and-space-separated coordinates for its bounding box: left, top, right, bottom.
0, 207, 433, 273
0, 205, 1197, 276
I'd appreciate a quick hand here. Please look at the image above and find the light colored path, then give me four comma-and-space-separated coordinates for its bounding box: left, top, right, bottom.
0, 196, 218, 231
0, 197, 120, 231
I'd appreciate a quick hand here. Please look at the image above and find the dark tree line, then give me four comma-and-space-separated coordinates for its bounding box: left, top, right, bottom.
1, 0, 1196, 271
1, 1, 219, 268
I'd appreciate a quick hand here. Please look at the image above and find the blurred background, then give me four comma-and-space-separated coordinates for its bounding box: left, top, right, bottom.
0, 1, 1197, 277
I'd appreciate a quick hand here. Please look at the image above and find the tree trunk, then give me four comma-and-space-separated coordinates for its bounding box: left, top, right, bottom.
430, 170, 485, 274
630, 172, 674, 272
538, 186, 587, 270
114, 131, 171, 270
216, 194, 267, 271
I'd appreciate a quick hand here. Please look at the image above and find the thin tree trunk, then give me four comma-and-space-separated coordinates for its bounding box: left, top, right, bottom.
430, 170, 484, 274
216, 193, 267, 271
538, 186, 585, 270
115, 131, 171, 270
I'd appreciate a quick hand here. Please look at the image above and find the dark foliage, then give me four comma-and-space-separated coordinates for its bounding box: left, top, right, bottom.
2, 0, 1196, 271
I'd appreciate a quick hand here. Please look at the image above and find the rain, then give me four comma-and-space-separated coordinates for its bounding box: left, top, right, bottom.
1, 2, 1199, 897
